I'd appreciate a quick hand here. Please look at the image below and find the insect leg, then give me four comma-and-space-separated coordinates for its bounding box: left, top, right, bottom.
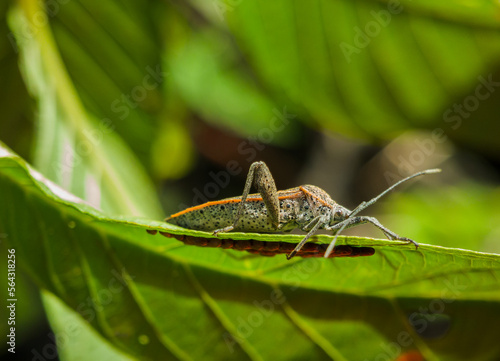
213, 161, 280, 235
326, 216, 419, 247
286, 215, 328, 260
323, 169, 440, 258
357, 216, 419, 247
324, 217, 365, 233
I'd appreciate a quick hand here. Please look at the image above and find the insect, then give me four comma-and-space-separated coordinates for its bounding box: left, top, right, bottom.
166, 161, 441, 259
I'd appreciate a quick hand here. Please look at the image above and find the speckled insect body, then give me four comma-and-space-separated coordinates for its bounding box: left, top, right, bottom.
167, 186, 348, 233
166, 161, 441, 259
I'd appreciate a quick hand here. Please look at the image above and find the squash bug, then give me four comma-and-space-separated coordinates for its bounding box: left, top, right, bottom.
166, 161, 440, 259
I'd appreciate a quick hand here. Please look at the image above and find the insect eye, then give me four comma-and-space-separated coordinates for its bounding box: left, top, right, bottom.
335, 208, 348, 220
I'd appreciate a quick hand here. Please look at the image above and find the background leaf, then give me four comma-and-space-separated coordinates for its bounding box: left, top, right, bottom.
215, 0, 500, 153
10, 1, 162, 218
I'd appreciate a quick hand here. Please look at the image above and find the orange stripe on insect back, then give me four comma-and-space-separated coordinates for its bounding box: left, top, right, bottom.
276, 188, 303, 199
168, 196, 264, 219
299, 186, 331, 207
168, 198, 242, 219
168, 189, 303, 219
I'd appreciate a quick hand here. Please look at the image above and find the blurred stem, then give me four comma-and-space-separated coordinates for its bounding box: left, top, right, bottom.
17, 0, 146, 216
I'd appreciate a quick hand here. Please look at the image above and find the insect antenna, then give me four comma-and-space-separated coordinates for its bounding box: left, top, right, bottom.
324, 168, 441, 258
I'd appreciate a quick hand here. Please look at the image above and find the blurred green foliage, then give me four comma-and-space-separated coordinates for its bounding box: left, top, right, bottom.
1, 0, 500, 360
383, 184, 500, 253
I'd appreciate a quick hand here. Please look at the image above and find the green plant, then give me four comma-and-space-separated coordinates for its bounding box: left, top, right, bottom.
2, 0, 500, 360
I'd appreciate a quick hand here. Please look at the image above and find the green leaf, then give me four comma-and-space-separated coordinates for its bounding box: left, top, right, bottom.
215, 0, 500, 151
40, 290, 137, 361
9, 3, 163, 219
1, 242, 45, 351
41, 0, 163, 165
165, 23, 301, 146
2, 144, 500, 361
7, 3, 165, 359
0, 1, 32, 160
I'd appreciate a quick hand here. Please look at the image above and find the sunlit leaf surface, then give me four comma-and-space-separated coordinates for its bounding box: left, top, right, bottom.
2, 145, 500, 361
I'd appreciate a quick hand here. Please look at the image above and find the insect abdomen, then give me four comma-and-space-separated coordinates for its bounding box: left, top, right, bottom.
167, 201, 238, 230
166, 197, 278, 232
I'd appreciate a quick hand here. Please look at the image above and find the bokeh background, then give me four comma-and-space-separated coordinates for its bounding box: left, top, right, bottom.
2, 0, 500, 359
